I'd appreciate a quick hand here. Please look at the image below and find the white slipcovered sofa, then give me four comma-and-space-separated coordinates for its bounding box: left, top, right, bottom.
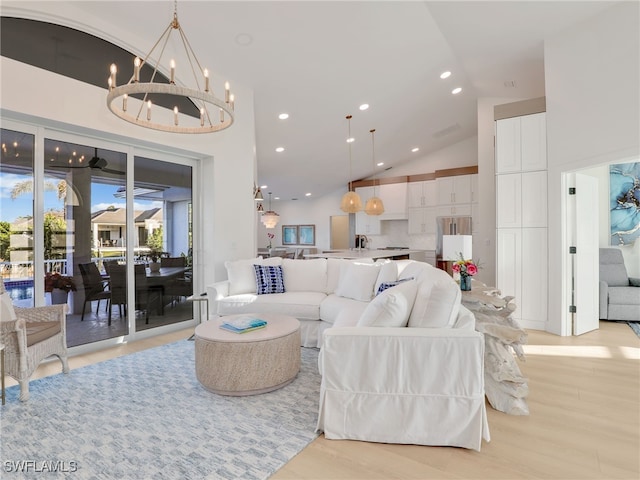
207, 257, 476, 346
207, 257, 490, 450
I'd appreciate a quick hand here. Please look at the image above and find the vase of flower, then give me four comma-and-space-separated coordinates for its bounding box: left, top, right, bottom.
45, 272, 77, 304
452, 254, 478, 292
51, 288, 69, 305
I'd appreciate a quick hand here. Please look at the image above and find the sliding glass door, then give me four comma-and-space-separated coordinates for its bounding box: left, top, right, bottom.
2, 122, 198, 349
0, 128, 35, 308
134, 156, 193, 331
44, 138, 129, 346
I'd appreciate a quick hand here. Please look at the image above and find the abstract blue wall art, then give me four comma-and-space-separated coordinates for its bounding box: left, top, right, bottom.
609, 162, 640, 246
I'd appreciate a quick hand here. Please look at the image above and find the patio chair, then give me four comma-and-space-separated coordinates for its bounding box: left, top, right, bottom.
0, 278, 69, 401
134, 264, 163, 324
79, 262, 112, 325
104, 262, 127, 318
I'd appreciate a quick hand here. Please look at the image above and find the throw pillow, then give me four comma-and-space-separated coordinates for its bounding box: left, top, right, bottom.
357, 279, 418, 327
225, 257, 282, 295
282, 258, 327, 292
376, 276, 413, 295
373, 260, 398, 295
253, 265, 286, 294
334, 262, 381, 302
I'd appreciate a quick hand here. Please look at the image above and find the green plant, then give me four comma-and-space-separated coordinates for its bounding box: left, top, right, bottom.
146, 226, 164, 262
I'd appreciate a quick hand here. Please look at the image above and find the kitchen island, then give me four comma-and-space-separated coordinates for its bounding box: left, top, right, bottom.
304, 249, 428, 261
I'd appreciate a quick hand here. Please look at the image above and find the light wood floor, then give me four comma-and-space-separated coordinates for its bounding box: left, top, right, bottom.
6, 321, 639, 480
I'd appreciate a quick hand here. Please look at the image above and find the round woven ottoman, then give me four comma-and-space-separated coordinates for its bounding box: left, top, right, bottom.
194, 313, 301, 396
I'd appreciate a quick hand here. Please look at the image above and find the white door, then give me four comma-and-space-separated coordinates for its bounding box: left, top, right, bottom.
572, 173, 600, 335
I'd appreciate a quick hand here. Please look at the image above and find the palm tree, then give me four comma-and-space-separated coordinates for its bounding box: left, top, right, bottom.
10, 179, 67, 200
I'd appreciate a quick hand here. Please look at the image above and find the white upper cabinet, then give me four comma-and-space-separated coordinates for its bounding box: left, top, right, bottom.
520, 113, 547, 172
354, 186, 381, 235
496, 112, 546, 174
378, 182, 408, 220
407, 180, 436, 208
437, 175, 472, 205
496, 173, 523, 228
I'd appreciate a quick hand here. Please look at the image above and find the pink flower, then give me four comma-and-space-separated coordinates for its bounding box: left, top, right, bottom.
466, 263, 478, 276
452, 263, 461, 273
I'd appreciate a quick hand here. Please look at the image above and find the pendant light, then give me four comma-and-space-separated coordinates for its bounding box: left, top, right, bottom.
364, 128, 385, 216
340, 115, 363, 213
261, 192, 280, 228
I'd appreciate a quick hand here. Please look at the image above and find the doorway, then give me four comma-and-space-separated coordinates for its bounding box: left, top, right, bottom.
330, 215, 349, 250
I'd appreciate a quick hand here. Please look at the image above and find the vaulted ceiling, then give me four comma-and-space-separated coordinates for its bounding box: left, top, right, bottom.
1, 1, 619, 201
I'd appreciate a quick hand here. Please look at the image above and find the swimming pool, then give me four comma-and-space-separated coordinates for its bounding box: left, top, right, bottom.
4, 279, 34, 302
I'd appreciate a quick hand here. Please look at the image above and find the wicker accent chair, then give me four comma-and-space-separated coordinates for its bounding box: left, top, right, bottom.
0, 279, 69, 402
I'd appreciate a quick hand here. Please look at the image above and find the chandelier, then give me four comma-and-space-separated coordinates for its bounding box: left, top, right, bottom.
364, 129, 385, 215
340, 115, 363, 213
261, 192, 280, 229
106, 1, 235, 134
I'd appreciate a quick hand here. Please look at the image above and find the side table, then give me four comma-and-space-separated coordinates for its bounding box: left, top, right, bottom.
462, 280, 529, 415
188, 294, 209, 324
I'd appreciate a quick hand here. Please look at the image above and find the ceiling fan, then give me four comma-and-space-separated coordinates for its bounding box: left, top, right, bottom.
50, 147, 125, 175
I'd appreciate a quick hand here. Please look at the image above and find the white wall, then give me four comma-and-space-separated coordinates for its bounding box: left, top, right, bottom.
545, 1, 640, 334
580, 163, 640, 278
0, 3, 258, 292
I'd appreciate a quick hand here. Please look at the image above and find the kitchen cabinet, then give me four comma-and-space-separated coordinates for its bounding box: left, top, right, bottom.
436, 175, 472, 205
497, 227, 547, 328
497, 171, 547, 228
354, 187, 381, 234
378, 182, 408, 220
495, 111, 547, 330
408, 207, 436, 235
496, 112, 546, 173
435, 204, 472, 217
407, 180, 437, 208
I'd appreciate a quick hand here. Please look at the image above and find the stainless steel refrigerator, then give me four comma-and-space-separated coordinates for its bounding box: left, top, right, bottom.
436, 216, 472, 259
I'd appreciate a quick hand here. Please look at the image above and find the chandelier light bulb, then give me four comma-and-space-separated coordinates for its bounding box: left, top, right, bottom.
204, 68, 209, 92
170, 59, 176, 84
147, 100, 152, 121
133, 57, 141, 82
174, 106, 179, 125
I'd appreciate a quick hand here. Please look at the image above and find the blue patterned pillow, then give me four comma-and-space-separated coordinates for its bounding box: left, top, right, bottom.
253, 265, 286, 294
376, 277, 413, 296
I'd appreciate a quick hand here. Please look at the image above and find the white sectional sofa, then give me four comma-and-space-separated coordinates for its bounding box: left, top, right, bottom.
207, 256, 490, 450
207, 257, 476, 347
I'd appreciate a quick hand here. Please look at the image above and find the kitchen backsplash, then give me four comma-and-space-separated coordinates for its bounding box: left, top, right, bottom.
364, 220, 436, 251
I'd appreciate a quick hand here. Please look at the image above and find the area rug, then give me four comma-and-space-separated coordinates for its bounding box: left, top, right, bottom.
0, 341, 321, 479
627, 321, 640, 338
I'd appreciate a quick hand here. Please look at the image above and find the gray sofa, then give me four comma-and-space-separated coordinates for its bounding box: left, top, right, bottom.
599, 248, 640, 321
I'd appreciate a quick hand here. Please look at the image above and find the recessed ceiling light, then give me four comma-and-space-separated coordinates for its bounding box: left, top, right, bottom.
411, 147, 420, 153
359, 104, 369, 111
305, 192, 312, 197
452, 87, 462, 95
346, 137, 355, 143
278, 113, 289, 120
260, 185, 267, 189
275, 147, 285, 152
274, 196, 280, 200
377, 162, 384, 167
235, 33, 253, 46
440, 71, 451, 79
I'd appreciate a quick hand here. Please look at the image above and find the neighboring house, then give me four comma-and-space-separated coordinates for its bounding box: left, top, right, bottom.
91, 207, 162, 249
